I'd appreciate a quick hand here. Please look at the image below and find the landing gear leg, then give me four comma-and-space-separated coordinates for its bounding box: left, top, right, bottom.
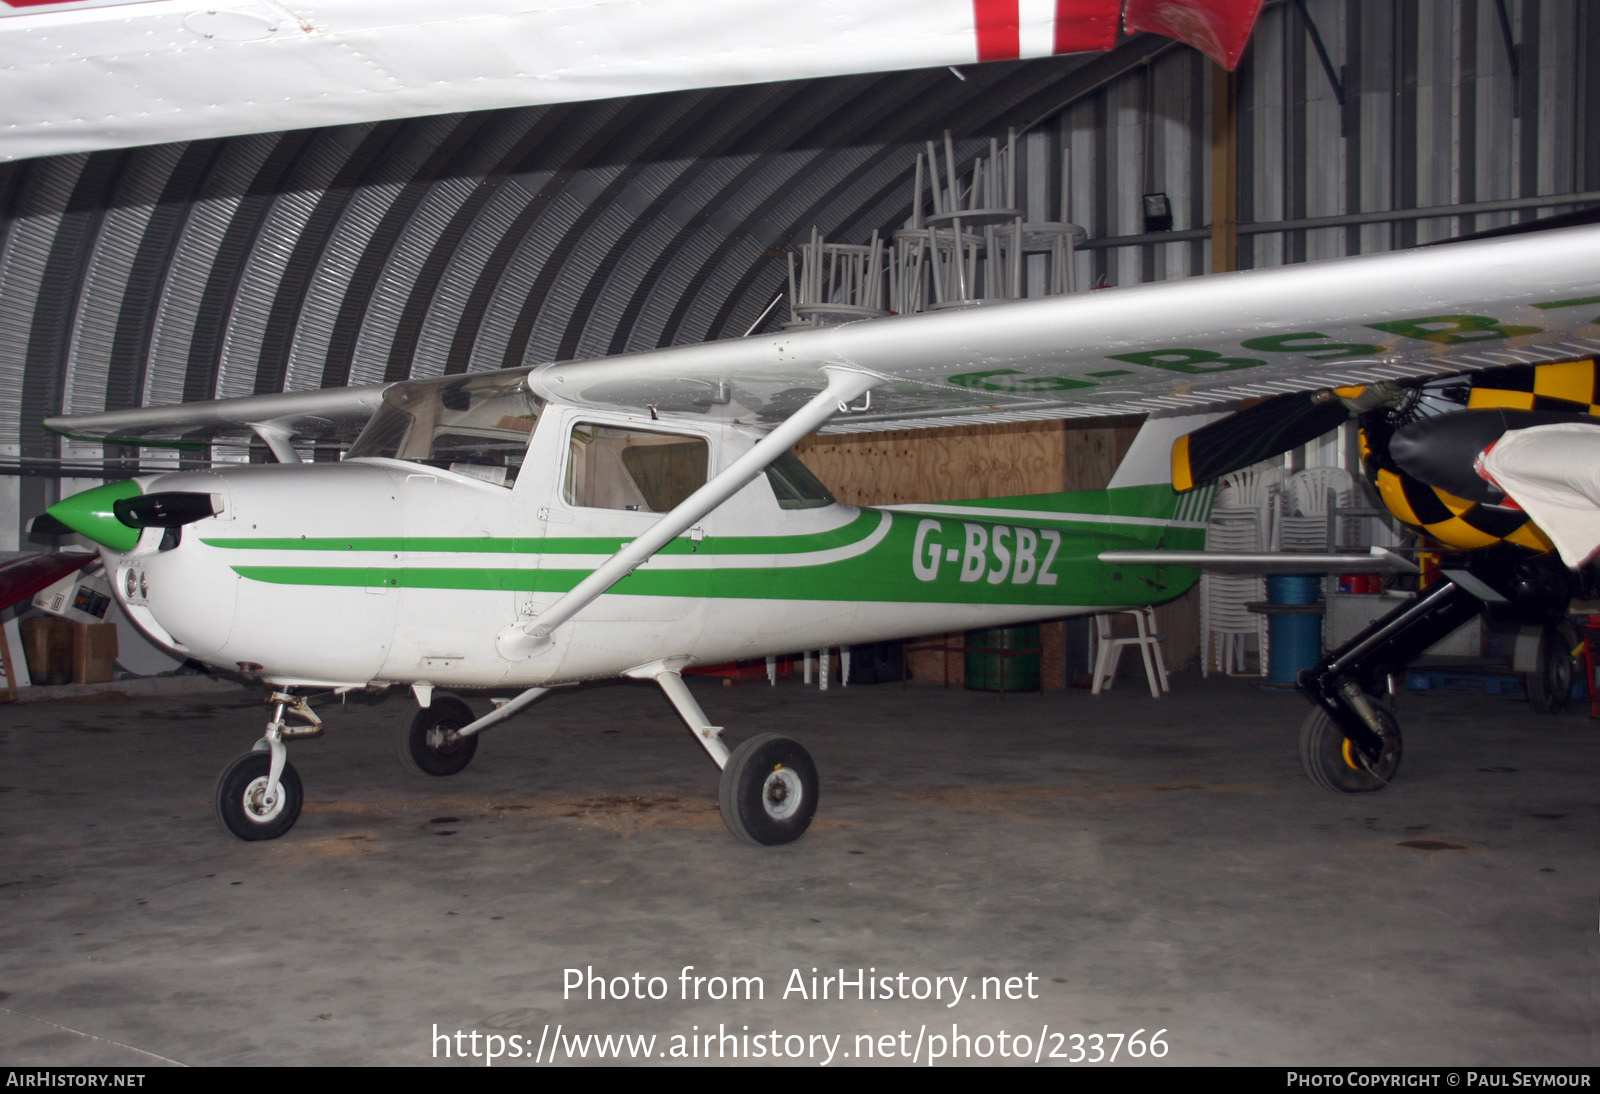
628, 660, 818, 846
1298, 552, 1579, 792
1297, 576, 1485, 793
214, 691, 321, 840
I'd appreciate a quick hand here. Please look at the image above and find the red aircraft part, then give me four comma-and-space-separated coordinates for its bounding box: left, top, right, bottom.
0, 552, 95, 613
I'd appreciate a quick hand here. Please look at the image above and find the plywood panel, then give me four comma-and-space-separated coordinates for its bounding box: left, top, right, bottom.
796, 417, 1141, 505
796, 416, 1199, 682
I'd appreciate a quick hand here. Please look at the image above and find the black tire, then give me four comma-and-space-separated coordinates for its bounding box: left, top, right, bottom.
398, 696, 479, 777
1299, 702, 1401, 793
717, 734, 818, 846
1525, 621, 1579, 715
214, 751, 303, 841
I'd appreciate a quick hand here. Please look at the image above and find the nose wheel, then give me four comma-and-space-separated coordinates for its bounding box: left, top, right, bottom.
214, 751, 303, 840
214, 690, 321, 840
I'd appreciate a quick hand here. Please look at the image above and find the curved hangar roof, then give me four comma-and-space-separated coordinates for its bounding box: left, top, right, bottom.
0, 45, 1173, 463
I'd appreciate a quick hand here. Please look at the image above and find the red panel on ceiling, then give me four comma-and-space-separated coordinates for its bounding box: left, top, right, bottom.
1122, 0, 1264, 69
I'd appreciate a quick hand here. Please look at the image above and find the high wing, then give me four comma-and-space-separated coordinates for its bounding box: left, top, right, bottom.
0, 0, 1260, 163
43, 383, 389, 456
44, 224, 1600, 448
541, 224, 1600, 433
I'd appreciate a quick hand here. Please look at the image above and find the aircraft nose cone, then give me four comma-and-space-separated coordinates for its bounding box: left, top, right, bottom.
46, 481, 143, 551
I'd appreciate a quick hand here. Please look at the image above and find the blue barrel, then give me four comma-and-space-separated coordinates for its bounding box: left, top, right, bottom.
1266, 574, 1322, 683
1267, 574, 1320, 604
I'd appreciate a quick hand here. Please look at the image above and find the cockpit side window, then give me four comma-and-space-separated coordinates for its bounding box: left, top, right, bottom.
346, 372, 542, 487
764, 450, 836, 509
564, 424, 709, 512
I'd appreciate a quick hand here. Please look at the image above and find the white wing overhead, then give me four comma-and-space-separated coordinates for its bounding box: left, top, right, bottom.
536, 224, 1600, 433
43, 383, 389, 449
0, 0, 1260, 163
44, 225, 1600, 446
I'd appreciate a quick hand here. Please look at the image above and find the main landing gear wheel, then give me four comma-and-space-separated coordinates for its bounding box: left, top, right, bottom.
214, 751, 303, 840
1299, 703, 1402, 793
718, 733, 818, 846
1525, 621, 1580, 715
398, 696, 479, 777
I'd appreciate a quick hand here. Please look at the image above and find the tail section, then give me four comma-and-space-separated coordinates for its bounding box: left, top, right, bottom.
1107, 410, 1229, 493
1102, 410, 1226, 538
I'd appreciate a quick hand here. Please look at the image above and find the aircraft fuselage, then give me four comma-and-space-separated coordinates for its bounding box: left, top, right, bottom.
65, 406, 1204, 689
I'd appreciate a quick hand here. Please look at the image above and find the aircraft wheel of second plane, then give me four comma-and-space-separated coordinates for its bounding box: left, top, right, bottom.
214, 752, 304, 841
718, 733, 819, 846
1298, 702, 1402, 793
1525, 620, 1580, 715
398, 695, 480, 777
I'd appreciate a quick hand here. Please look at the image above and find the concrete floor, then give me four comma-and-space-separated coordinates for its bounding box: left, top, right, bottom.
1, 671, 1597, 1067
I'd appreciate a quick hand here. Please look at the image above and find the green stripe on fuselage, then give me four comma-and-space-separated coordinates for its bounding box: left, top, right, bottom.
227, 484, 1204, 608
201, 508, 885, 556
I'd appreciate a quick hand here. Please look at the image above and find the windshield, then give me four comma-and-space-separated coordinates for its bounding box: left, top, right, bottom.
347, 371, 544, 487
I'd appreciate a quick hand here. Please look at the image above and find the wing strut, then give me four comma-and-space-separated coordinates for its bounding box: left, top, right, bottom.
496, 366, 882, 660
250, 424, 302, 464
454, 687, 551, 739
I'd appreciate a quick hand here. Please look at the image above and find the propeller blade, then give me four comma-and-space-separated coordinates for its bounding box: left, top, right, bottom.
1173, 393, 1351, 491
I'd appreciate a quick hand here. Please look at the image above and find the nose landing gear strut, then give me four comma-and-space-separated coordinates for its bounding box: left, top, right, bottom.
213, 691, 322, 840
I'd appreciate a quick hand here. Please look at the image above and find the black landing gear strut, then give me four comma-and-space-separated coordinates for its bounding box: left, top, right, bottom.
1296, 551, 1574, 792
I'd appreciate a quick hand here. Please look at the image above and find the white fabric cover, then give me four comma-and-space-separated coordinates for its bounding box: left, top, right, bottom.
1482, 422, 1600, 568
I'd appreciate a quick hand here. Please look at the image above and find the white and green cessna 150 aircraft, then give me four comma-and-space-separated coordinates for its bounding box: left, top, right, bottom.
41, 224, 1600, 845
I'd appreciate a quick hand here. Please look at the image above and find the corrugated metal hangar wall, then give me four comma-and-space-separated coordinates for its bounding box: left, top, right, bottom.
1, 0, 1596, 551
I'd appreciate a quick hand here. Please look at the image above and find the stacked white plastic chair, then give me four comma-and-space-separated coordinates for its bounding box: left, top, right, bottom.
1279, 466, 1355, 553
1279, 467, 1363, 603
1199, 466, 1280, 676
1217, 465, 1281, 534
